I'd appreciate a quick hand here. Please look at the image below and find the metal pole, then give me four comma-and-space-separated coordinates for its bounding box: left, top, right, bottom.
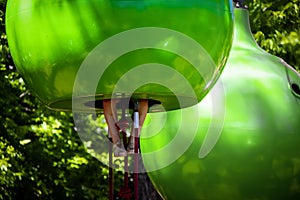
108, 135, 114, 200
121, 103, 129, 189
133, 101, 139, 200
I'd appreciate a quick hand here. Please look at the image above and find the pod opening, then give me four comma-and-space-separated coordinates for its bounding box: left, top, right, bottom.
291, 83, 300, 98
84, 98, 161, 111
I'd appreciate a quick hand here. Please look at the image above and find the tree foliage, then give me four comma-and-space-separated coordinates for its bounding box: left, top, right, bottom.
0, 0, 299, 199
245, 0, 300, 71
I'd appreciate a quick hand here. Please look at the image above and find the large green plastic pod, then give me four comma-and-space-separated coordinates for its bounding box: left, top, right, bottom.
140, 7, 300, 200
5, 0, 233, 112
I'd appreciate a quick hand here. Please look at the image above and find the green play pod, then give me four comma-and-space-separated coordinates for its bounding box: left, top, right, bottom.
140, 7, 300, 199
5, 0, 233, 112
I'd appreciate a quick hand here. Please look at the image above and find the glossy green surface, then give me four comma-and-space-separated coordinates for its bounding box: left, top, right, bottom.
6, 0, 233, 112
140, 8, 300, 199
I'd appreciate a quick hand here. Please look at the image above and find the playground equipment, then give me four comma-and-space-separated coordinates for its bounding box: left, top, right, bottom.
140, 3, 300, 200
5, 0, 234, 199
5, 0, 234, 112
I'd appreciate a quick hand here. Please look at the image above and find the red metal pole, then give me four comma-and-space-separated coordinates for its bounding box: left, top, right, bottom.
108, 136, 114, 200
133, 104, 139, 200
121, 104, 129, 189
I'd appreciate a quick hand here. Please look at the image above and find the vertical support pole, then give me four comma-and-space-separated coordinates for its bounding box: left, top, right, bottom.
108, 134, 114, 200
133, 100, 140, 200
121, 103, 129, 189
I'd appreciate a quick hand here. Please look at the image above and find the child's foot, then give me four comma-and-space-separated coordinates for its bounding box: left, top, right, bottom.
127, 136, 136, 154
115, 119, 129, 133
113, 141, 127, 157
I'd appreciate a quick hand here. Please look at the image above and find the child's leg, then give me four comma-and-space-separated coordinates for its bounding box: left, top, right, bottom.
103, 99, 127, 157
138, 99, 148, 128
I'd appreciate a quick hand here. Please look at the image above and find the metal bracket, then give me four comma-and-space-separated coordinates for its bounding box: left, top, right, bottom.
233, 0, 248, 9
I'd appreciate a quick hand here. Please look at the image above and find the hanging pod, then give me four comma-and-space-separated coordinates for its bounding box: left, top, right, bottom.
5, 0, 234, 112
140, 6, 300, 200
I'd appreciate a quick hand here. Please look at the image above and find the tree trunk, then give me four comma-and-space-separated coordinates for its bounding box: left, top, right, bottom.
138, 156, 163, 200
